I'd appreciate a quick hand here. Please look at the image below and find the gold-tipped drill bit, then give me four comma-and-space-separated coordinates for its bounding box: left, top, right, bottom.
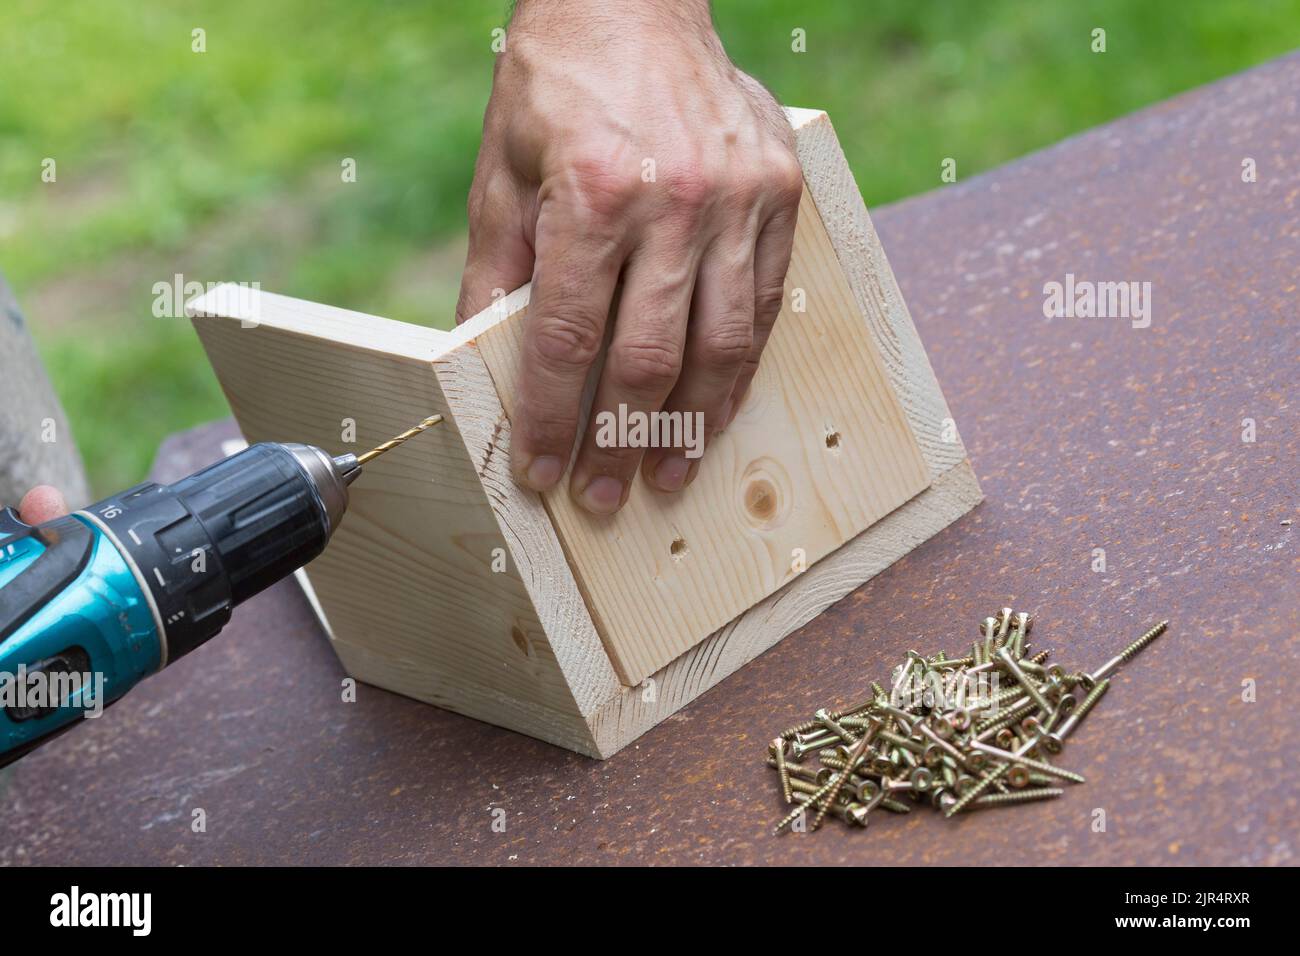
357, 415, 443, 465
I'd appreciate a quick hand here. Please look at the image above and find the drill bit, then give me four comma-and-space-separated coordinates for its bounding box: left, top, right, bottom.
357, 415, 443, 465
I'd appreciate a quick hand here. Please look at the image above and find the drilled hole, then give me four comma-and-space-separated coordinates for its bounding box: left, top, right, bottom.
825, 430, 841, 449
670, 537, 689, 560
511, 624, 530, 656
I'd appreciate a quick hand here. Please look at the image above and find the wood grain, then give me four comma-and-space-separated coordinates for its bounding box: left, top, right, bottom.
786, 108, 969, 480
585, 459, 982, 755
474, 184, 931, 685
190, 288, 600, 752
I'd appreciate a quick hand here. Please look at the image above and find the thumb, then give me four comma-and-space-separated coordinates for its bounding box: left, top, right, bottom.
19, 485, 68, 524
455, 183, 535, 325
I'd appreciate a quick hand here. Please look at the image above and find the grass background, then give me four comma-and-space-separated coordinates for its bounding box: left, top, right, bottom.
1, 0, 1295, 495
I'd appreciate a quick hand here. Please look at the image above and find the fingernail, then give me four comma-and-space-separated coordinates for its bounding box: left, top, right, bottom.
524, 455, 563, 491
653, 455, 690, 492
578, 476, 624, 515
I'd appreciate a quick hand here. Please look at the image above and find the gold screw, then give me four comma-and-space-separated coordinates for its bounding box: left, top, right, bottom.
811, 719, 879, 830
766, 608, 1164, 833
772, 738, 793, 804
973, 788, 1063, 808
1090, 620, 1169, 682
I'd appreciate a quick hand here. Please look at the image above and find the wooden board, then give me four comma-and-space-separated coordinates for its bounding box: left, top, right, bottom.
192, 106, 982, 758
189, 286, 609, 754
473, 185, 931, 685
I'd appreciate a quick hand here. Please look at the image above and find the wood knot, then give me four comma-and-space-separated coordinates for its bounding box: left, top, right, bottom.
746, 480, 777, 522
739, 457, 791, 531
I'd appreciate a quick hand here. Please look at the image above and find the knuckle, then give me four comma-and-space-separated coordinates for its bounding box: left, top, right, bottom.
611, 339, 683, 394
662, 164, 716, 215
522, 403, 578, 441
466, 186, 496, 232
770, 153, 804, 209
723, 170, 765, 212
697, 318, 754, 369
467, 174, 517, 236
531, 309, 605, 369
755, 279, 788, 320
737, 355, 762, 384
566, 155, 641, 218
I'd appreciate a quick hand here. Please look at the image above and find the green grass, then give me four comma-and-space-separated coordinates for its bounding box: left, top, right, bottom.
1, 0, 1295, 494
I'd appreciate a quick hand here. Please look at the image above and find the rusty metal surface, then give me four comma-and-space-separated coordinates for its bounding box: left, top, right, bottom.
2, 54, 1296, 867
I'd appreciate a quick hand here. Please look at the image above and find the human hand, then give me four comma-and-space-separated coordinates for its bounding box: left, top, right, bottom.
456, 0, 803, 515
18, 486, 68, 525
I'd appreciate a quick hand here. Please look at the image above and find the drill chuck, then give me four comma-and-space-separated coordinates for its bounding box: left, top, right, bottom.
89, 442, 355, 661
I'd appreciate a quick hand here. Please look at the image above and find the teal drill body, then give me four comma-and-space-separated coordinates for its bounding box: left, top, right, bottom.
0, 512, 161, 759
0, 442, 358, 767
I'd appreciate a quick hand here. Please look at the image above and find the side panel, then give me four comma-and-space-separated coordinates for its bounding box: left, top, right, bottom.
190, 290, 597, 752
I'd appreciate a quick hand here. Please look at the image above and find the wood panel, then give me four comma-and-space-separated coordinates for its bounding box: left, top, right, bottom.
473, 182, 931, 685
189, 288, 599, 752
785, 108, 969, 480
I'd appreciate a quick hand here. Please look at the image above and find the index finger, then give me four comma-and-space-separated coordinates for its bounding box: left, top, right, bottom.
512, 202, 624, 492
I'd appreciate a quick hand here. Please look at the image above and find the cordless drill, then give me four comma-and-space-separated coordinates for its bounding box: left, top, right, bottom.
0, 417, 440, 767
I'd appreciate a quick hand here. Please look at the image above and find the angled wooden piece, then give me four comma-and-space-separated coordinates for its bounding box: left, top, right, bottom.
190, 107, 981, 757
473, 181, 931, 685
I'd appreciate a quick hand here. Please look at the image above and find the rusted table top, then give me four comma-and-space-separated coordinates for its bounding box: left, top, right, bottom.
3, 54, 1296, 867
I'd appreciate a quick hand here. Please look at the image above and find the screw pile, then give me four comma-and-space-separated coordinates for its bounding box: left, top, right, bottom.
768, 610, 1168, 833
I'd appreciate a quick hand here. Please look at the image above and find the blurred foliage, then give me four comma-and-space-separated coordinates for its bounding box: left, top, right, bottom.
0, 0, 1295, 494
